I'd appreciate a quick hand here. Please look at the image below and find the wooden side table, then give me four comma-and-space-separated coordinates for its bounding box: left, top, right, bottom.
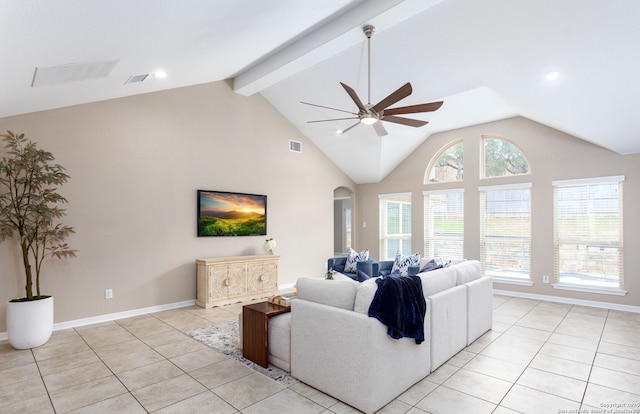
242, 301, 290, 368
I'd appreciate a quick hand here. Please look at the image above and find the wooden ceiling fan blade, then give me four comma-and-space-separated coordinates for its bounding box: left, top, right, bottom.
383, 115, 428, 127
340, 121, 360, 134
383, 101, 444, 116
301, 101, 358, 115
371, 82, 412, 113
373, 121, 388, 136
340, 82, 366, 112
307, 117, 358, 124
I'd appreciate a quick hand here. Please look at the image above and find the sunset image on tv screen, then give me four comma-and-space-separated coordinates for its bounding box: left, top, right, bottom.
198, 190, 266, 236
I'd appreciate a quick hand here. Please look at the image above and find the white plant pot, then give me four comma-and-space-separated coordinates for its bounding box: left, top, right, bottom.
7, 296, 54, 349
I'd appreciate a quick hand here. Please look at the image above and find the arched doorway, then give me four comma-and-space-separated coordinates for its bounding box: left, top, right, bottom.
333, 187, 354, 255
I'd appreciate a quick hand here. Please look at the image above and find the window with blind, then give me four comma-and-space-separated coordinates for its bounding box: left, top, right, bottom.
379, 193, 411, 260
553, 176, 625, 294
480, 183, 531, 283
423, 189, 464, 259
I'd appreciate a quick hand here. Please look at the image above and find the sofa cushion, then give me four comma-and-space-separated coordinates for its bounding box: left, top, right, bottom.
353, 277, 379, 314
344, 248, 369, 273
268, 312, 291, 371
296, 278, 358, 310
391, 251, 420, 276
418, 266, 457, 297
455, 260, 481, 285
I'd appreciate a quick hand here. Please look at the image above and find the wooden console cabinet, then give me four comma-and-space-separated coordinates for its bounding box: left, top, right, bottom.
196, 255, 279, 308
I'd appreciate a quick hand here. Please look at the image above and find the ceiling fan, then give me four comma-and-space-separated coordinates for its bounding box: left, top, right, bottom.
301, 25, 443, 136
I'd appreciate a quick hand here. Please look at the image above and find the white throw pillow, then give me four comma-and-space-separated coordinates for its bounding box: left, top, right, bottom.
391, 251, 420, 276
344, 248, 369, 273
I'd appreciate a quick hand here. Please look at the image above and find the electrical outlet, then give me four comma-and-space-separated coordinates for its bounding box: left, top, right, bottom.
105, 289, 113, 299
543, 275, 550, 284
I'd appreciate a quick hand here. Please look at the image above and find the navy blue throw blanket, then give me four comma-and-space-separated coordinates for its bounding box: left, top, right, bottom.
368, 275, 426, 344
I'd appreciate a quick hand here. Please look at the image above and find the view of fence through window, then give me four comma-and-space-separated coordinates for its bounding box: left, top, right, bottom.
404, 137, 625, 293
424, 190, 464, 259
554, 177, 624, 289
480, 185, 532, 281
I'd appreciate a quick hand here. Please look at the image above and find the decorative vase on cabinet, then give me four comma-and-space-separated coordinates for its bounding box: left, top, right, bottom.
196, 255, 279, 308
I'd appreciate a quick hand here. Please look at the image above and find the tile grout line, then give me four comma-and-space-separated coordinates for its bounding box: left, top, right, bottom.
489, 298, 579, 413
577, 308, 609, 410
489, 297, 540, 413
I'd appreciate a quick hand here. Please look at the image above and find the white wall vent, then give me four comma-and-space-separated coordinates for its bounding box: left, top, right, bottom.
289, 140, 302, 153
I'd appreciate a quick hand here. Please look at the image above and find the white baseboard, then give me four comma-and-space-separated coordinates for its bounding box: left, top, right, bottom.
279, 282, 296, 290
494, 289, 640, 313
0, 299, 196, 341
2, 283, 296, 341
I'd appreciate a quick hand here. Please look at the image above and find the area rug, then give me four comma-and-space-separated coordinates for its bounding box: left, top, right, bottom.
188, 320, 297, 386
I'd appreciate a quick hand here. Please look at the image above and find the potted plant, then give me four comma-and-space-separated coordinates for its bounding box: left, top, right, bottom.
0, 131, 76, 349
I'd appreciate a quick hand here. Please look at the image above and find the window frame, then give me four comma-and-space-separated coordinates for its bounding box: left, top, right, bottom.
552, 176, 626, 296
481, 135, 530, 179
424, 139, 464, 184
423, 188, 464, 260
379, 193, 412, 261
479, 182, 532, 285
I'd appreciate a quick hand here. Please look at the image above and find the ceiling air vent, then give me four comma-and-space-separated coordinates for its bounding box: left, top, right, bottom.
32, 60, 119, 87
125, 74, 150, 84
289, 140, 302, 153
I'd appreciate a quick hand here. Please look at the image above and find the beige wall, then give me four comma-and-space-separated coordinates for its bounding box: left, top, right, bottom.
0, 81, 355, 332
357, 117, 640, 307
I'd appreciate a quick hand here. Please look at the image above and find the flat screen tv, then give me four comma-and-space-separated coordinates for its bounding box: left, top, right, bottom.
197, 190, 267, 237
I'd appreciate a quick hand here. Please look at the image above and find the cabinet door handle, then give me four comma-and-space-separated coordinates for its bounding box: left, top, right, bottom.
259, 275, 265, 282
224, 278, 230, 286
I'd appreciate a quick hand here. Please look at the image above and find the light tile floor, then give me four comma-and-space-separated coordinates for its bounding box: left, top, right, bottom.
1, 295, 639, 413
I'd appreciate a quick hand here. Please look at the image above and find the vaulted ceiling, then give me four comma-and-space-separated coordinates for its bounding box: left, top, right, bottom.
2, 0, 639, 183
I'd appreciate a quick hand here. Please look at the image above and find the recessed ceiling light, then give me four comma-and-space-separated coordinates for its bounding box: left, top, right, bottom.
154, 70, 167, 79
545, 71, 559, 81
336, 129, 343, 135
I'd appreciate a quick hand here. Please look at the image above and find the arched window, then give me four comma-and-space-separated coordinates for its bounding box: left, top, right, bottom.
425, 139, 463, 184
482, 136, 529, 178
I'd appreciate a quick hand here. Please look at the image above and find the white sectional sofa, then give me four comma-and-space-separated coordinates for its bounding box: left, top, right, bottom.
277, 259, 492, 414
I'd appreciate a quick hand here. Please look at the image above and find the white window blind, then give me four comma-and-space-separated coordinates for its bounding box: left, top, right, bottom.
423, 189, 464, 259
479, 183, 531, 281
379, 193, 411, 260
553, 176, 624, 291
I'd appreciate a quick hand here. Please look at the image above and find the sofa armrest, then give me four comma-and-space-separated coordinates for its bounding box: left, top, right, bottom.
466, 275, 493, 345
291, 299, 429, 414
427, 284, 468, 371
356, 259, 377, 278
377, 260, 394, 276
327, 256, 347, 273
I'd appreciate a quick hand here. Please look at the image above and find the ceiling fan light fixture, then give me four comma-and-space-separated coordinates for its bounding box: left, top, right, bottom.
360, 115, 378, 125
545, 71, 560, 81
